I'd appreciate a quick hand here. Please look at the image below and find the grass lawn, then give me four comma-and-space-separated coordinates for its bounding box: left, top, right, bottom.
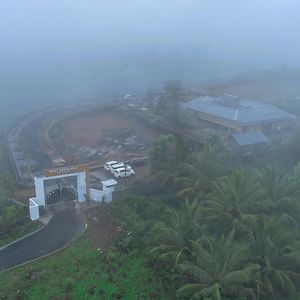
0, 230, 170, 300
0, 219, 41, 248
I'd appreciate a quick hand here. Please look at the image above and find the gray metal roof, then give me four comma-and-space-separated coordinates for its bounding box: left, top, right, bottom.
232, 131, 269, 146
101, 179, 117, 186
183, 96, 294, 125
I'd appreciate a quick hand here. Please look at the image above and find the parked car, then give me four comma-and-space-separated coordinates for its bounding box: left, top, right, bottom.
104, 161, 119, 171
109, 162, 126, 173
113, 166, 135, 178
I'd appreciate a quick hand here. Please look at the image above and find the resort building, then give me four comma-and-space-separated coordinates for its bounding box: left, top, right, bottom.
183, 94, 295, 133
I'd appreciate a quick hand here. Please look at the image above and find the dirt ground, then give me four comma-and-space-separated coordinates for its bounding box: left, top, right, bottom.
13, 186, 35, 205
58, 108, 161, 164
212, 78, 300, 102
61, 109, 159, 147
84, 203, 123, 250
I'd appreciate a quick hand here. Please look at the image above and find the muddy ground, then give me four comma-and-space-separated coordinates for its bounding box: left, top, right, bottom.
84, 203, 122, 250
56, 108, 161, 165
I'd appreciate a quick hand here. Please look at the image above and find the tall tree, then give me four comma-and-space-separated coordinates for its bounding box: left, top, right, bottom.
176, 143, 225, 198
163, 80, 182, 100
251, 216, 300, 299
176, 229, 259, 300
150, 198, 201, 264
259, 164, 289, 204
202, 169, 264, 236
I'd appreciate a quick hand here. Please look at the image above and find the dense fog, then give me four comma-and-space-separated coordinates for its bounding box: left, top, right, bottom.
0, 0, 300, 126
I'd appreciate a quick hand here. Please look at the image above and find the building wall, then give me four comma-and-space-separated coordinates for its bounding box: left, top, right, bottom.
187, 108, 293, 134
229, 136, 268, 155
243, 119, 293, 133
189, 110, 243, 131
243, 124, 264, 132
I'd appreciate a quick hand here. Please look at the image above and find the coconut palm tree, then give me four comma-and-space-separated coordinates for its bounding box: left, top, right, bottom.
202, 169, 264, 237
259, 163, 289, 203
258, 164, 300, 227
258, 163, 295, 215
175, 144, 225, 198
150, 198, 201, 264
251, 216, 300, 299
176, 229, 259, 300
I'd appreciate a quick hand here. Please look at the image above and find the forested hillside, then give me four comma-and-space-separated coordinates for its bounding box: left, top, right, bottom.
112, 133, 300, 300
1, 133, 300, 299
0, 136, 39, 247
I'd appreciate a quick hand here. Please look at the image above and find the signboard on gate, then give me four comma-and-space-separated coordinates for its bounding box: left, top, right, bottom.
44, 163, 90, 177
43, 163, 90, 199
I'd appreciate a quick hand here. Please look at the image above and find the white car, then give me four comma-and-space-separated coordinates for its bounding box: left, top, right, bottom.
113, 166, 135, 178
110, 162, 126, 173
104, 161, 119, 171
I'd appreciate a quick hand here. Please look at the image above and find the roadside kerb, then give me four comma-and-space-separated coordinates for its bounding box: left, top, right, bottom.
0, 225, 46, 251
0, 210, 87, 273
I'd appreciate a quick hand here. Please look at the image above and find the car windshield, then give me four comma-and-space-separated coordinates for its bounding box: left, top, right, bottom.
112, 163, 124, 169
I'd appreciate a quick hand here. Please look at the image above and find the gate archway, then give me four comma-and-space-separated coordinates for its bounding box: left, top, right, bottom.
33, 164, 90, 207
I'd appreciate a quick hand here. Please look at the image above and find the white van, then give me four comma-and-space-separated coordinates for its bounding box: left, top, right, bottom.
113, 166, 135, 178
110, 162, 126, 173
104, 161, 119, 171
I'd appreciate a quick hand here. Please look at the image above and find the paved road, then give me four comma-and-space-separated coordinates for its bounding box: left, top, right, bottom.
0, 203, 86, 271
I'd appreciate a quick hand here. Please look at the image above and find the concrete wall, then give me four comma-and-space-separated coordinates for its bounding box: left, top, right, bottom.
29, 198, 39, 221
77, 172, 87, 202
34, 177, 46, 206
90, 188, 112, 203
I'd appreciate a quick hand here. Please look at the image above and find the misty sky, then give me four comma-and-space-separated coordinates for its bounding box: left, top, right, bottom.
0, 0, 300, 126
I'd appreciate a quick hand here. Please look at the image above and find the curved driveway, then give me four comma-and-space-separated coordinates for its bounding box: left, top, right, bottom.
0, 204, 86, 271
